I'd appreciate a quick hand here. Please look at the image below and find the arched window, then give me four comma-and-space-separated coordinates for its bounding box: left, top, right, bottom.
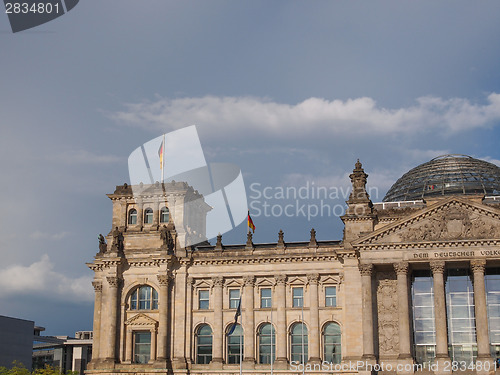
160, 207, 169, 223
323, 322, 341, 364
144, 208, 153, 224
128, 209, 137, 225
195, 324, 213, 364
227, 324, 243, 364
258, 323, 275, 364
130, 286, 158, 310
290, 323, 308, 364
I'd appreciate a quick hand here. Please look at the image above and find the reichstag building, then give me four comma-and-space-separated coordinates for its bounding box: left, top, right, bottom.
86, 154, 500, 375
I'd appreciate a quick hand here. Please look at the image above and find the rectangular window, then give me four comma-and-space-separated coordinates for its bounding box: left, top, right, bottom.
261, 288, 272, 308
134, 331, 151, 364
229, 289, 240, 309
325, 286, 337, 307
199, 290, 209, 309
292, 287, 303, 308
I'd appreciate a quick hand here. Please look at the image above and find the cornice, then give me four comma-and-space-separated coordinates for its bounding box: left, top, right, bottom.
192, 254, 339, 266
355, 238, 500, 251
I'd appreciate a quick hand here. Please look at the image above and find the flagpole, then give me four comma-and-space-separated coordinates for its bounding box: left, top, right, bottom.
161, 133, 165, 183
301, 302, 305, 375
270, 307, 274, 375
240, 289, 243, 375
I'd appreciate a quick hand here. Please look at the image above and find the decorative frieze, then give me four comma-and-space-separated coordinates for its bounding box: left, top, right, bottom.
430, 260, 445, 274
243, 276, 255, 286
211, 276, 224, 288
274, 275, 287, 285
393, 261, 409, 275
358, 263, 373, 276
376, 272, 399, 356
307, 273, 320, 285
471, 259, 486, 273
106, 276, 121, 288
92, 281, 102, 292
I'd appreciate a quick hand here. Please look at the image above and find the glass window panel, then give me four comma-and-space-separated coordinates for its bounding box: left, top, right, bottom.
229, 289, 240, 309
261, 288, 272, 308
446, 270, 477, 364
293, 287, 304, 307
325, 286, 337, 307
199, 290, 209, 310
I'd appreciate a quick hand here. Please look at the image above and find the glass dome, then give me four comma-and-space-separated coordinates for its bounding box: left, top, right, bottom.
383, 154, 500, 202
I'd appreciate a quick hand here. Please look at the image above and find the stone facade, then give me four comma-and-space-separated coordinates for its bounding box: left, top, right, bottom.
86, 160, 500, 375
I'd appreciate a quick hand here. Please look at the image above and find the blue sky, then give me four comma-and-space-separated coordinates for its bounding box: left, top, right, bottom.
1, 1, 500, 336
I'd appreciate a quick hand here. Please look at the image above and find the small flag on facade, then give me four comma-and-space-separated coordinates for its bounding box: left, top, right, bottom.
158, 140, 164, 169
227, 297, 241, 335
247, 211, 255, 233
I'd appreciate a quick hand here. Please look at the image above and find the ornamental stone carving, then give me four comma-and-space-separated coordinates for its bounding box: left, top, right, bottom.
157, 273, 171, 286
471, 259, 486, 273
401, 205, 500, 242
307, 273, 320, 284
376, 272, 399, 355
106, 276, 121, 288
358, 263, 373, 276
92, 281, 102, 292
393, 262, 409, 275
243, 276, 255, 286
430, 261, 445, 274
274, 275, 287, 285
211, 276, 224, 288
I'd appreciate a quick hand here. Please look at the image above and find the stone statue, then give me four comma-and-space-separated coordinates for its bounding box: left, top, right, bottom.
160, 225, 174, 253
98, 234, 107, 254
112, 226, 124, 252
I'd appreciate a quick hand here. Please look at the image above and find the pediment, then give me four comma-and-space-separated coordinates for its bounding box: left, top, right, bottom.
194, 279, 211, 289
355, 197, 500, 246
125, 313, 158, 327
255, 278, 275, 287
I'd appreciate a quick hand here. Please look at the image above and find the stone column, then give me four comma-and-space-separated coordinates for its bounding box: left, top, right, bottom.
91, 281, 102, 361
359, 264, 375, 361
172, 262, 188, 369
156, 273, 171, 362
136, 199, 144, 230
243, 276, 255, 367
471, 260, 492, 365
104, 276, 120, 363
430, 261, 450, 372
211, 276, 224, 367
150, 328, 157, 362
153, 198, 160, 229
394, 262, 412, 359
307, 273, 321, 364
125, 327, 132, 363
274, 275, 288, 368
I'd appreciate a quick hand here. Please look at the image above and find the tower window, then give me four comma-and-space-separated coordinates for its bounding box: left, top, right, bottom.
144, 208, 153, 224
130, 286, 158, 310
128, 209, 137, 225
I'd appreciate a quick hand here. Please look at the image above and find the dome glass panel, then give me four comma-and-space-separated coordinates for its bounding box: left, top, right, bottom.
383, 155, 500, 202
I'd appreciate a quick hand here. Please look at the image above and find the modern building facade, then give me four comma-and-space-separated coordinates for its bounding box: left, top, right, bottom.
33, 331, 93, 373
86, 155, 500, 375
0, 315, 34, 369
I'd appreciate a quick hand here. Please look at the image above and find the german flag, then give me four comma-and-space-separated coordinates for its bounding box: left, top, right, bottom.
158, 140, 164, 169
247, 211, 255, 233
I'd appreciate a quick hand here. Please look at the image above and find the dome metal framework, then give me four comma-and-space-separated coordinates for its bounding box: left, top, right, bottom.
383, 154, 500, 202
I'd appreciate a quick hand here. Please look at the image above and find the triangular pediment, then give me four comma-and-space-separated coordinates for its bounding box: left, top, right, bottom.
354, 197, 500, 247
125, 313, 158, 326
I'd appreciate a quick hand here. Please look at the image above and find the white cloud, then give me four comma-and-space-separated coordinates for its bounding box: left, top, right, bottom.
111, 93, 500, 137
0, 255, 93, 302
30, 231, 71, 240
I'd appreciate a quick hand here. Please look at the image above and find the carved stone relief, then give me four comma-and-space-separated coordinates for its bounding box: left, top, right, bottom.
376, 272, 399, 356
397, 204, 500, 242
